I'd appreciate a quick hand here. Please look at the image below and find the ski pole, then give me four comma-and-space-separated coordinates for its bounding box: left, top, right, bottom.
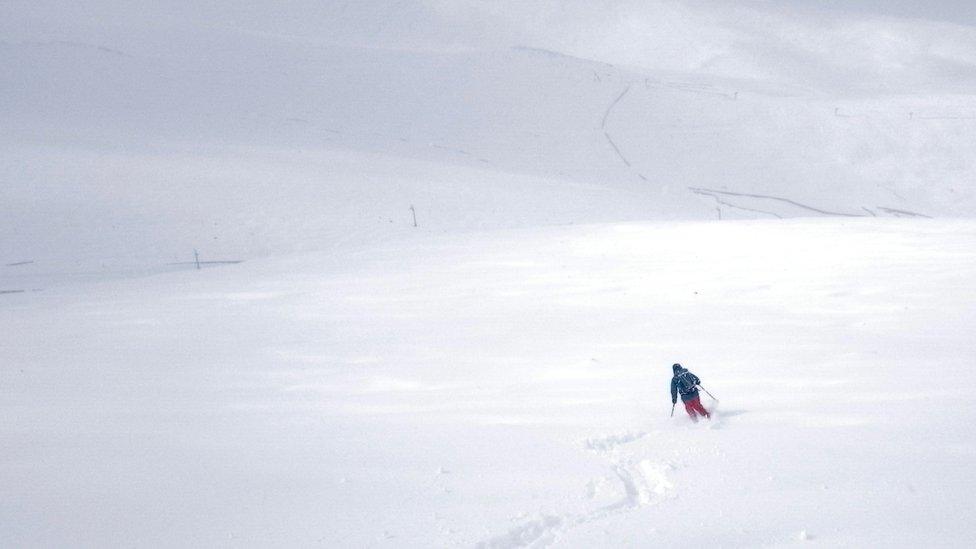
670, 403, 675, 417
698, 385, 719, 402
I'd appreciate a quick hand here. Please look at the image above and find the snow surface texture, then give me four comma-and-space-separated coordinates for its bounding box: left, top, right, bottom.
4, 220, 976, 547
3, 1, 976, 547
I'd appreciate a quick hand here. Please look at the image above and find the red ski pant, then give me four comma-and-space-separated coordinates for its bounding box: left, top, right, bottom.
683, 396, 711, 420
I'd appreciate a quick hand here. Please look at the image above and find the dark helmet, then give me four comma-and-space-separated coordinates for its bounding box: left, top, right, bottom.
672, 363, 683, 374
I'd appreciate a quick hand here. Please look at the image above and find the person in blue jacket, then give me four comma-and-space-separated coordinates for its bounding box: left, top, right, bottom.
671, 363, 711, 421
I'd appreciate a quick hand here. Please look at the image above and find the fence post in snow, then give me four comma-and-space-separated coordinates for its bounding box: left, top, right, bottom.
410, 205, 417, 227
194, 249, 201, 270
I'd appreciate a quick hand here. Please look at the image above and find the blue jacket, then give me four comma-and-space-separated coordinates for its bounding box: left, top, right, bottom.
671, 366, 701, 403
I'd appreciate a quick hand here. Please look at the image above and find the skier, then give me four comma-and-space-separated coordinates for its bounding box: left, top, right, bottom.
670, 363, 711, 421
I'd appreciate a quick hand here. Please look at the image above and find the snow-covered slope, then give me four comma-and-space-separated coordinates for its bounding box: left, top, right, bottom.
3, 1, 976, 282
3, 2, 976, 547
4, 219, 975, 546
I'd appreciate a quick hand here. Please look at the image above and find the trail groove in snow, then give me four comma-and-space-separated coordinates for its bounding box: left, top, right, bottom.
604, 132, 632, 168
691, 188, 784, 219
476, 429, 677, 547
876, 206, 932, 218
584, 431, 675, 512
475, 514, 563, 549
599, 84, 643, 175
689, 187, 868, 217
601, 85, 631, 130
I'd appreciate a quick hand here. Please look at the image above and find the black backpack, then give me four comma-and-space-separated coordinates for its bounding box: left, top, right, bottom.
676, 371, 697, 395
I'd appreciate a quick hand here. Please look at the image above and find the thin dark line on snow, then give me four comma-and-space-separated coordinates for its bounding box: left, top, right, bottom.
604, 132, 631, 167
602, 85, 631, 129
876, 207, 932, 219
688, 187, 866, 217
690, 188, 783, 219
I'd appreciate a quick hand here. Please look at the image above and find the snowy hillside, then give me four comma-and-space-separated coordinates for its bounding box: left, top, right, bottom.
4, 219, 976, 546
3, 1, 976, 547
4, 0, 976, 281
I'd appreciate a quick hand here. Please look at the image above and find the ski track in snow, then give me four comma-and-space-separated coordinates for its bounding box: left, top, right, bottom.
876, 206, 933, 219
599, 80, 739, 193
691, 187, 935, 220
688, 186, 868, 218
476, 430, 680, 548
600, 84, 643, 179
596, 78, 938, 221
594, 79, 937, 222
601, 85, 631, 130
690, 188, 784, 219
603, 132, 632, 168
